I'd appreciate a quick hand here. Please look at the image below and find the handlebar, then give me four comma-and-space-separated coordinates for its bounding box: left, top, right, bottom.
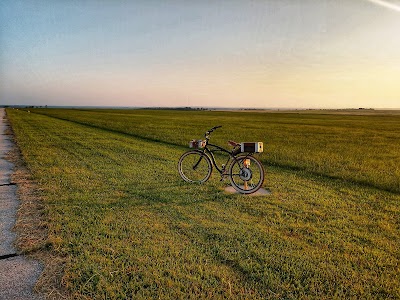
205, 125, 222, 140
209, 125, 222, 132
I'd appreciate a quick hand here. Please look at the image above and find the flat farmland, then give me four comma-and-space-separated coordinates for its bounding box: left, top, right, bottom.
6, 108, 400, 299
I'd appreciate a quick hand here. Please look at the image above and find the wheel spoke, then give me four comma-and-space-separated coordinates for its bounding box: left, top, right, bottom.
228, 155, 264, 194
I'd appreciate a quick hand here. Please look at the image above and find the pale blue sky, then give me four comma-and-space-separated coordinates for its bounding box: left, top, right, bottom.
1, 0, 400, 108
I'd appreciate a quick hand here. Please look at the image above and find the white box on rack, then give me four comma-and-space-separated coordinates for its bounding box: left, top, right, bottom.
240, 142, 263, 153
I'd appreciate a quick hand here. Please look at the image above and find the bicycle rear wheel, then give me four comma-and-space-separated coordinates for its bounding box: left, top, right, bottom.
229, 155, 264, 194
178, 150, 213, 183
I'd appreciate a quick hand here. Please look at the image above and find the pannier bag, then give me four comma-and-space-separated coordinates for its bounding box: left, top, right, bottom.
240, 142, 263, 153
189, 140, 206, 149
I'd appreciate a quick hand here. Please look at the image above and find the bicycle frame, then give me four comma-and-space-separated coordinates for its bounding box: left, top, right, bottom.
203, 143, 232, 174
189, 125, 255, 177
200, 142, 254, 176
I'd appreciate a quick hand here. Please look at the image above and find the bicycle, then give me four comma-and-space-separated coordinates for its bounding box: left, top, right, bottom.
178, 126, 265, 194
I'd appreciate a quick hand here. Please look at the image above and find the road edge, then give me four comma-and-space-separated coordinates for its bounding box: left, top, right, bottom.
5, 109, 70, 299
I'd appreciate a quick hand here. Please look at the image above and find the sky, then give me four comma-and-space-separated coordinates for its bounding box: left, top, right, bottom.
1, 0, 400, 108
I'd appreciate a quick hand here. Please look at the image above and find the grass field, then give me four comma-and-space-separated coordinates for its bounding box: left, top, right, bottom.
22, 108, 400, 193
7, 108, 400, 299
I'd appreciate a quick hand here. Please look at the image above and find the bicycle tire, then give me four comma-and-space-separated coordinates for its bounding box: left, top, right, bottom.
228, 155, 264, 194
178, 150, 213, 183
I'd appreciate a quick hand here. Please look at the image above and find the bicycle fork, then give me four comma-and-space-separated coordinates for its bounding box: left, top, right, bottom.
192, 156, 203, 170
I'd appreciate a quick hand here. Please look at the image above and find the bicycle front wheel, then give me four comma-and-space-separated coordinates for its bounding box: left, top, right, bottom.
229, 155, 264, 194
178, 150, 213, 183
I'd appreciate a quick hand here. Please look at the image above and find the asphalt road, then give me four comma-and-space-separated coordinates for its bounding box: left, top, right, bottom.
0, 108, 43, 300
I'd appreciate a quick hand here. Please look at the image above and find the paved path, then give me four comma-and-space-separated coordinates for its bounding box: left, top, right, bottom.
0, 108, 43, 300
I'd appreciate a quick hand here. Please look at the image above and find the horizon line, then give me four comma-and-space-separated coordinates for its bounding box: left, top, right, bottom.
2, 105, 400, 111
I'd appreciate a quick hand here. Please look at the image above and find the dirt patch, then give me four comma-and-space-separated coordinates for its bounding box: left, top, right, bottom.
224, 186, 271, 196
6, 127, 70, 299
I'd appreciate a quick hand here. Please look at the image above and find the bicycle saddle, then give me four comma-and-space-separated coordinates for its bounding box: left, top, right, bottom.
228, 140, 240, 147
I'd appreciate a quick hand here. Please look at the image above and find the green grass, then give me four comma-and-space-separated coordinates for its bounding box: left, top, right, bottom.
7, 108, 400, 299
28, 108, 400, 193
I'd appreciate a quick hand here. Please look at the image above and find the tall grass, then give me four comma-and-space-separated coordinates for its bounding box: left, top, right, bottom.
7, 108, 400, 299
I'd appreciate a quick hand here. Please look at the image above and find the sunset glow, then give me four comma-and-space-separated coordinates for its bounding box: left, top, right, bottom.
1, 1, 400, 108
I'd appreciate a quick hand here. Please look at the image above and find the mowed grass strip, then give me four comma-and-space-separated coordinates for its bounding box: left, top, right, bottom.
7, 109, 400, 299
31, 108, 400, 193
